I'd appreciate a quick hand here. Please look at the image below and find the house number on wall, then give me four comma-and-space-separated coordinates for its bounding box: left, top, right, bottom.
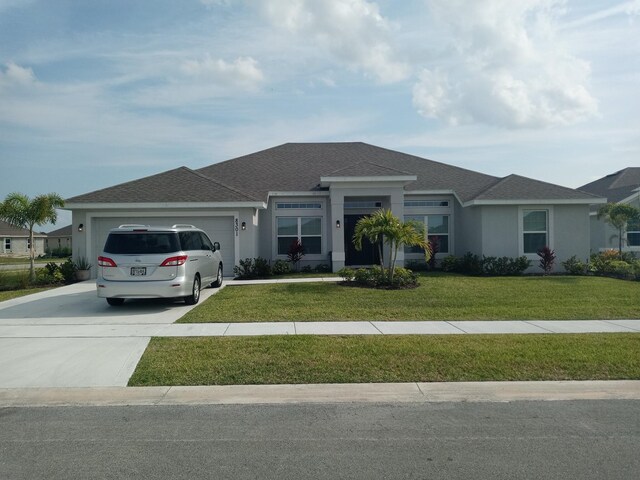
235, 219, 239, 236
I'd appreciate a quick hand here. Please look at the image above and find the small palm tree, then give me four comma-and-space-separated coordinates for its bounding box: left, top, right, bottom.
0, 192, 65, 281
597, 203, 640, 255
353, 209, 431, 282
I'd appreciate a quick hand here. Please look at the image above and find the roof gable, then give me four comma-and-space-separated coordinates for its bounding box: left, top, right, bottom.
325, 161, 414, 177
580, 168, 640, 203
472, 174, 602, 202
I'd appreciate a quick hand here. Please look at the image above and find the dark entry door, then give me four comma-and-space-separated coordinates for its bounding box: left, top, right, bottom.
344, 215, 380, 266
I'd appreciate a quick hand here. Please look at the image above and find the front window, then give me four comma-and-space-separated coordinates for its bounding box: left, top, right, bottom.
277, 217, 322, 255
627, 218, 640, 247
4, 238, 10, 252
523, 210, 548, 253
404, 215, 449, 254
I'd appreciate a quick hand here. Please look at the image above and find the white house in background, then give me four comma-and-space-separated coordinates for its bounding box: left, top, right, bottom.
0, 220, 47, 257
64, 142, 605, 277
44, 224, 73, 254
579, 168, 640, 253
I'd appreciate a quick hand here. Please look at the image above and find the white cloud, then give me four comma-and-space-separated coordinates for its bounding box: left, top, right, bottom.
180, 55, 265, 91
0, 62, 36, 89
412, 0, 598, 128
261, 0, 409, 83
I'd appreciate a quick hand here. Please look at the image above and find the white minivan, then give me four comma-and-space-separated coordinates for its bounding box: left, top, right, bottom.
97, 224, 223, 306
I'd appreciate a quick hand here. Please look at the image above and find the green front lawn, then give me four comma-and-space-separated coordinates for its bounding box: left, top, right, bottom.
180, 274, 640, 322
0, 257, 62, 265
0, 287, 51, 302
129, 333, 640, 386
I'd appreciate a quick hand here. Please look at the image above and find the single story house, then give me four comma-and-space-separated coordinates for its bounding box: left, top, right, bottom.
65, 142, 605, 277
579, 168, 640, 253
45, 224, 73, 254
0, 220, 47, 257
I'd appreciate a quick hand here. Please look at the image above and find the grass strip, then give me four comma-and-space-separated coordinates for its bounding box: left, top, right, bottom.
128, 333, 640, 386
0, 287, 51, 302
180, 274, 640, 322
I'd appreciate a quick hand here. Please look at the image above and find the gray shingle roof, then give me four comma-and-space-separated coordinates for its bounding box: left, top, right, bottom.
66, 166, 258, 204
67, 142, 600, 206
324, 161, 414, 177
0, 220, 47, 237
579, 168, 640, 203
198, 142, 500, 202
47, 225, 72, 237
472, 174, 602, 202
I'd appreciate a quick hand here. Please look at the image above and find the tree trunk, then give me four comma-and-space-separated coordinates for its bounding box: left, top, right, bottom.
619, 227, 623, 255
29, 225, 35, 282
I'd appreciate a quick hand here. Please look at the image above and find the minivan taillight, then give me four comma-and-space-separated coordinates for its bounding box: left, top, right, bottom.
98, 256, 117, 267
160, 255, 188, 267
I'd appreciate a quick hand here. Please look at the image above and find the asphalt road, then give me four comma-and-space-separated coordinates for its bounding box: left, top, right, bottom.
1, 400, 638, 479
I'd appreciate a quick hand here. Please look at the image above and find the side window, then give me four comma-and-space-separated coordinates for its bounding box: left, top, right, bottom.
199, 232, 214, 250
179, 232, 199, 251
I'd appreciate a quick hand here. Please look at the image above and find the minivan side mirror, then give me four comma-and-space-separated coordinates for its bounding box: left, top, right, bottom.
213, 242, 220, 252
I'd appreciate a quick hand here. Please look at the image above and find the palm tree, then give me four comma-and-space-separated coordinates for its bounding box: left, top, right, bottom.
0, 192, 65, 281
597, 203, 640, 255
353, 209, 431, 282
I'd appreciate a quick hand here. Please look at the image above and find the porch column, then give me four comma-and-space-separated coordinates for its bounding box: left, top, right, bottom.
330, 189, 345, 272
390, 189, 405, 267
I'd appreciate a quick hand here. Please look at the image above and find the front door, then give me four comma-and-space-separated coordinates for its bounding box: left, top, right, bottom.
344, 214, 380, 266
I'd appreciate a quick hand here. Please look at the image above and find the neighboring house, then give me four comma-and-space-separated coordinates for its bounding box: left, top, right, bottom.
0, 220, 47, 257
579, 168, 640, 253
45, 224, 73, 253
65, 142, 605, 277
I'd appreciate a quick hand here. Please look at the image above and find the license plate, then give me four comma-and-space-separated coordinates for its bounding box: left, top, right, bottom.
130, 267, 147, 276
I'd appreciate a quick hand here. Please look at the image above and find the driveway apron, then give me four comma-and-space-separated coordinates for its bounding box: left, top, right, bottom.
0, 282, 218, 388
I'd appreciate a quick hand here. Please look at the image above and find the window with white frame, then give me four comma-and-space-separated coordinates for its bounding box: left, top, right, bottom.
277, 217, 322, 255
627, 218, 640, 247
522, 210, 548, 253
404, 200, 449, 207
404, 215, 449, 254
4, 238, 10, 252
276, 203, 322, 209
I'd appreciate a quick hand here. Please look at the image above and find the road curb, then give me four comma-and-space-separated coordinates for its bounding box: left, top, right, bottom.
1, 380, 639, 407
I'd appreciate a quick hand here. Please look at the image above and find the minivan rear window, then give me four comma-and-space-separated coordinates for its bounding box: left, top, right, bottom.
104, 233, 180, 254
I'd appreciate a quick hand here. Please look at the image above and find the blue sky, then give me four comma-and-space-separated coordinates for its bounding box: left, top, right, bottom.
1, 0, 638, 229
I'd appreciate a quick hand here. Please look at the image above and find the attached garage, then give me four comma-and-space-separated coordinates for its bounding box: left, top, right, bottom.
90, 214, 236, 277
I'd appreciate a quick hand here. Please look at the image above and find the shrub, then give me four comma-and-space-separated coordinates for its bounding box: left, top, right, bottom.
440, 255, 459, 272
271, 260, 291, 275
342, 266, 418, 289
405, 260, 429, 272
59, 258, 77, 284
287, 240, 305, 270
562, 255, 587, 275
337, 267, 355, 281
482, 256, 530, 276
458, 252, 484, 275
253, 257, 272, 278
314, 263, 331, 273
233, 257, 272, 279
537, 246, 556, 275
301, 265, 313, 273
439, 253, 529, 276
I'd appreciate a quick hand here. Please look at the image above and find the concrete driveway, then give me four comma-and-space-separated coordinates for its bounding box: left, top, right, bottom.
0, 282, 219, 388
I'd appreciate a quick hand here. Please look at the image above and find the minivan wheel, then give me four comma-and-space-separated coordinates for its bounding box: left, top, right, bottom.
106, 298, 125, 306
185, 275, 201, 305
212, 264, 223, 288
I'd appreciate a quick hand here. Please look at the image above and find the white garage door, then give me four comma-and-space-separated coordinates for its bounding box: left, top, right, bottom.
92, 216, 235, 276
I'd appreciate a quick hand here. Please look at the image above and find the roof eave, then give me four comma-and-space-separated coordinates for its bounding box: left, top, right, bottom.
462, 198, 608, 207
64, 201, 268, 210
320, 175, 417, 187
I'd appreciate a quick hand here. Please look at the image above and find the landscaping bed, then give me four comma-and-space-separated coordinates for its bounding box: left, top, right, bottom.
179, 273, 640, 322
129, 333, 640, 386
